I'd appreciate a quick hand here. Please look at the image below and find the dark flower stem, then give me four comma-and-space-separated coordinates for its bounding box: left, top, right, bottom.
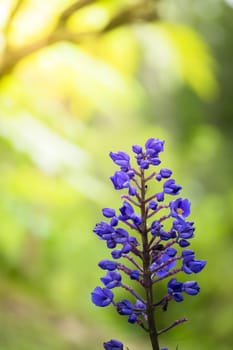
122, 220, 142, 232
145, 193, 158, 204
151, 256, 182, 275
136, 319, 149, 332
152, 267, 183, 283
158, 214, 170, 223
122, 253, 144, 271
145, 171, 156, 182
157, 317, 188, 335
121, 195, 140, 207
148, 235, 161, 248
121, 283, 146, 303
132, 177, 142, 190
140, 169, 160, 350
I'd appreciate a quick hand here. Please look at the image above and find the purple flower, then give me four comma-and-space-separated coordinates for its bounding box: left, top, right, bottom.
131, 213, 142, 225
128, 313, 137, 323
119, 201, 134, 220
128, 236, 139, 246
156, 191, 164, 202
116, 299, 133, 315
135, 300, 146, 310
111, 249, 122, 259
161, 230, 173, 240
128, 185, 137, 196
111, 242, 132, 257
149, 158, 161, 166
168, 278, 183, 292
102, 208, 116, 218
121, 242, 132, 253
167, 278, 184, 302
119, 201, 141, 225
103, 339, 123, 350
109, 151, 130, 171
170, 198, 191, 218
151, 220, 163, 236
173, 218, 195, 239
129, 300, 146, 323
114, 228, 129, 243
137, 158, 150, 169
101, 271, 122, 289
182, 249, 195, 260
165, 247, 177, 257
182, 250, 206, 274
93, 221, 114, 240
183, 281, 200, 295
164, 179, 182, 195
179, 239, 190, 247
110, 171, 130, 190
183, 258, 206, 274
132, 144, 142, 154
145, 138, 164, 156
144, 138, 164, 167
151, 251, 176, 278
107, 238, 117, 249
110, 217, 118, 226
91, 287, 113, 307
160, 168, 172, 178
156, 168, 172, 181
149, 200, 158, 210
116, 299, 145, 324
151, 221, 171, 240
134, 138, 164, 169
130, 270, 140, 280
98, 260, 117, 271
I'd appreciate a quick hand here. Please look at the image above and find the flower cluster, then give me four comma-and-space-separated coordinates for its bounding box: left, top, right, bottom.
91, 138, 206, 350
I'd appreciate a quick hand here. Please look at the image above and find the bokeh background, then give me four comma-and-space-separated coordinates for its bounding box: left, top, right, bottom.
0, 0, 232, 349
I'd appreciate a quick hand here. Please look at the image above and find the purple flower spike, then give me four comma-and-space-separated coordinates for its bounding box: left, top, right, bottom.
92, 137, 206, 349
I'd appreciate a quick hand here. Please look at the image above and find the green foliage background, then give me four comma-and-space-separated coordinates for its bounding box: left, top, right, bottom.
0, 0, 232, 349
